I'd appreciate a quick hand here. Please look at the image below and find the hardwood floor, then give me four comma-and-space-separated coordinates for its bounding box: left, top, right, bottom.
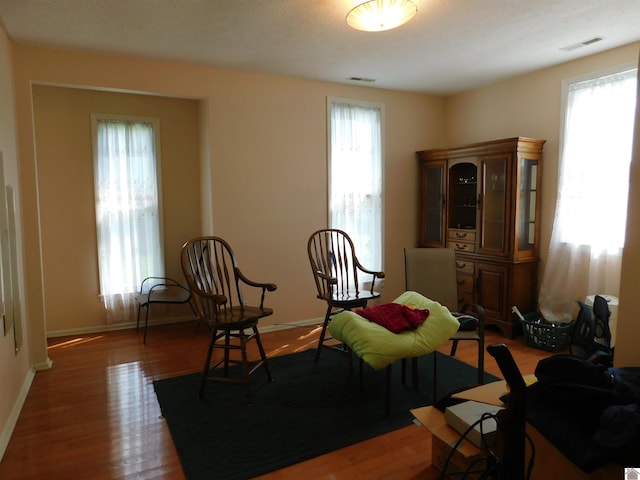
0, 321, 552, 480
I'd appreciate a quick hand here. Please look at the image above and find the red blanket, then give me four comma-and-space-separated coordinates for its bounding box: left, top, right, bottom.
355, 302, 429, 333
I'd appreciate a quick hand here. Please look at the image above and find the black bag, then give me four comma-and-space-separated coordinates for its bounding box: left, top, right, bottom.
526, 355, 640, 472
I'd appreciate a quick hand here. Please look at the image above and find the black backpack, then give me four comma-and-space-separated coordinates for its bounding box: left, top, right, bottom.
570, 299, 612, 366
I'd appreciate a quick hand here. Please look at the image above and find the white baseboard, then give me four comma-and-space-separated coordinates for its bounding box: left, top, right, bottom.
33, 357, 53, 371
259, 317, 323, 333
0, 366, 36, 462
46, 315, 197, 338
47, 316, 324, 338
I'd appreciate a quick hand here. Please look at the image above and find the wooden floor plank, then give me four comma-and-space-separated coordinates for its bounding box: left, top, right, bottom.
0, 321, 553, 479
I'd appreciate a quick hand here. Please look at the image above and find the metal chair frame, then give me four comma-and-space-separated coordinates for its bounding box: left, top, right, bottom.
136, 276, 197, 344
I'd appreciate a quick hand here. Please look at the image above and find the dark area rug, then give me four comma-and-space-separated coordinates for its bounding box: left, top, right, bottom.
153, 349, 499, 480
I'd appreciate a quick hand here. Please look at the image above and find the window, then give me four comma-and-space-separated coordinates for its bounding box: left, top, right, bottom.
328, 99, 383, 270
557, 67, 637, 252
92, 116, 164, 321
539, 66, 637, 322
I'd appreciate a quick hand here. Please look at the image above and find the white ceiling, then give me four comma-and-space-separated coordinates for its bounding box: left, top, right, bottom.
0, 0, 639, 95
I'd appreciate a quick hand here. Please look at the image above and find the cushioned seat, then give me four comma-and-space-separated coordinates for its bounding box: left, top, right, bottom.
328, 291, 460, 415
329, 291, 460, 370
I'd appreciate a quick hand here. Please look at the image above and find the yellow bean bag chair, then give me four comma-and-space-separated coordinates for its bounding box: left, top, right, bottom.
328, 290, 460, 370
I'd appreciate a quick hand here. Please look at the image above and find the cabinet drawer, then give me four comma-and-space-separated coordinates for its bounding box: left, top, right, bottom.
456, 273, 474, 309
456, 273, 474, 295
458, 291, 474, 309
448, 229, 476, 242
450, 240, 475, 253
455, 259, 475, 274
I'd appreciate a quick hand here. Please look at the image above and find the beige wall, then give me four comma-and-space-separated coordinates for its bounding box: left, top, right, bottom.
0, 27, 31, 458
32, 86, 201, 331
12, 44, 444, 343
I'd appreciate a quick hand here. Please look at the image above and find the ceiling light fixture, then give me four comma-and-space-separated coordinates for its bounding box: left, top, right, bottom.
346, 0, 417, 32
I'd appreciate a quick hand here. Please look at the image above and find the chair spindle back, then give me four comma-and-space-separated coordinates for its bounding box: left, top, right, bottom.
181, 236, 243, 320
308, 229, 362, 301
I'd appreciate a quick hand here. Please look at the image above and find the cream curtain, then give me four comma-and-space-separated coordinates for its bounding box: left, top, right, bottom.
329, 101, 382, 271
94, 119, 163, 323
539, 69, 637, 322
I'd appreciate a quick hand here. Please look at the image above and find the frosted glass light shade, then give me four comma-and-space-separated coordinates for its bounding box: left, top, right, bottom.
346, 0, 417, 32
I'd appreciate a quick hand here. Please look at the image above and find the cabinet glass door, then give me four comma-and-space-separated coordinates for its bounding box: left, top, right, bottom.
516, 157, 538, 254
479, 155, 508, 254
420, 160, 446, 247
447, 162, 477, 229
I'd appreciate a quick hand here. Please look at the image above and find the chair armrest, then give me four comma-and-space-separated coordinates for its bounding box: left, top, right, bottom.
235, 267, 277, 308
355, 264, 385, 279
140, 276, 182, 293
145, 281, 192, 306
311, 270, 338, 302
235, 268, 277, 292
314, 270, 338, 285
355, 266, 385, 293
191, 290, 228, 307
147, 281, 190, 295
140, 276, 191, 301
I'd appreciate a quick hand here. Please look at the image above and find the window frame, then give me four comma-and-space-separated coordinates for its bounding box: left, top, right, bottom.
559, 61, 637, 153
557, 63, 637, 250
326, 96, 385, 270
90, 113, 165, 296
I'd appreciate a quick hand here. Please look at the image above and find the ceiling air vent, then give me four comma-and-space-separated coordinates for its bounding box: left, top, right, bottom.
560, 36, 603, 52
349, 77, 376, 83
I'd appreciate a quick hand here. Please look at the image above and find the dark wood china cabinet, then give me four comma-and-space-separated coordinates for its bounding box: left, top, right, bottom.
416, 137, 545, 338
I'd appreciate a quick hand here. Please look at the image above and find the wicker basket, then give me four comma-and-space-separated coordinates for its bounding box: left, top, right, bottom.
520, 312, 574, 353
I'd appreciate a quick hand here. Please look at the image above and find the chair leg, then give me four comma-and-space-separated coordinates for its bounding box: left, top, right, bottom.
187, 298, 198, 318
432, 351, 438, 401
136, 304, 143, 331
143, 303, 151, 344
450, 339, 459, 356
239, 329, 252, 405
254, 326, 273, 383
224, 332, 231, 376
401, 357, 419, 390
477, 339, 485, 385
385, 364, 392, 417
315, 306, 332, 361
200, 328, 217, 398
